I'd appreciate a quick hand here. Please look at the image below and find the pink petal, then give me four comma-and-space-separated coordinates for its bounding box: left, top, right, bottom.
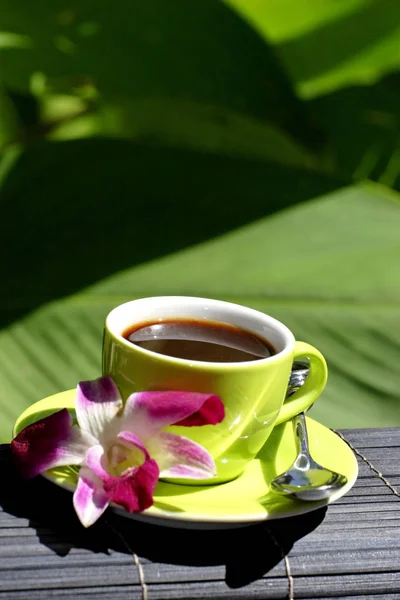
76, 376, 123, 439
73, 467, 110, 527
104, 459, 159, 513
122, 391, 224, 438
84, 443, 158, 513
11, 409, 89, 479
154, 432, 216, 480
174, 394, 225, 427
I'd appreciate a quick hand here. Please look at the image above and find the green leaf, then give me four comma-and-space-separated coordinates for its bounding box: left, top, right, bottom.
0, 88, 22, 150
0, 0, 312, 143
1, 0, 328, 172
227, 0, 400, 98
309, 72, 400, 187
1, 137, 400, 440
50, 98, 311, 167
0, 138, 339, 326
225, 0, 367, 44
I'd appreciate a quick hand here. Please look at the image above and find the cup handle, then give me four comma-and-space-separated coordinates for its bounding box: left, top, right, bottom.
275, 341, 328, 426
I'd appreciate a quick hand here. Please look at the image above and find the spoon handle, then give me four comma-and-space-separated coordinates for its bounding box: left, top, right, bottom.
293, 412, 310, 456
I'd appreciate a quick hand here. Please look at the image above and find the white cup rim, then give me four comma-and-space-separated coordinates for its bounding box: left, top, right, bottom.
105, 296, 295, 367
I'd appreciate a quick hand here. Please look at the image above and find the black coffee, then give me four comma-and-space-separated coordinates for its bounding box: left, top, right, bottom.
122, 319, 276, 362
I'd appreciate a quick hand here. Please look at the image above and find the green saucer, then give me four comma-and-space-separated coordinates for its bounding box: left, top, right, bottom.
13, 390, 358, 530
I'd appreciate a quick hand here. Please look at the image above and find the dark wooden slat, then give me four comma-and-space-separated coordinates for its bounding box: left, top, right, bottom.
3, 590, 400, 600
1, 563, 142, 591
1, 588, 141, 600
310, 596, 400, 600
339, 428, 400, 448
1, 429, 400, 599
148, 579, 290, 600
291, 573, 400, 596
354, 477, 400, 487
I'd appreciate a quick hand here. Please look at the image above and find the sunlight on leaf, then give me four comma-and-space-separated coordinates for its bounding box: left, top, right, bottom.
225, 0, 367, 43
82, 99, 312, 166
226, 0, 400, 98
0, 31, 32, 49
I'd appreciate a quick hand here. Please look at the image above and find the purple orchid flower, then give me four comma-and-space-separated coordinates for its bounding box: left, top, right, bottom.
11, 376, 224, 527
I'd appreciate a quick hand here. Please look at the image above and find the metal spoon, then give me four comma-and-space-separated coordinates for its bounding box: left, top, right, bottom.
287, 360, 310, 397
270, 362, 348, 501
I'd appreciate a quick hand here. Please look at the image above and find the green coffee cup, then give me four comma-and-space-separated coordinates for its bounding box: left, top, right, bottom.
102, 296, 327, 484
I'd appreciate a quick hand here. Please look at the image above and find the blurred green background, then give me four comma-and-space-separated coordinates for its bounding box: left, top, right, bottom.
1, 0, 400, 442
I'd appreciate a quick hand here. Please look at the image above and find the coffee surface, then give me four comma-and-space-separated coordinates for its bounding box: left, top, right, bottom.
122, 318, 276, 362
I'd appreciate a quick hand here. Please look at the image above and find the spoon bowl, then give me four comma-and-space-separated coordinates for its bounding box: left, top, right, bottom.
271, 452, 348, 501
271, 410, 348, 502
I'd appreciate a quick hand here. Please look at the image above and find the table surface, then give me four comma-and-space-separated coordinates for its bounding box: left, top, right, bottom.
1, 428, 400, 600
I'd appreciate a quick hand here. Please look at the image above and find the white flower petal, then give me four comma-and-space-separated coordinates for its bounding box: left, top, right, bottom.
73, 467, 110, 527
76, 376, 123, 439
85, 445, 109, 479
154, 432, 216, 480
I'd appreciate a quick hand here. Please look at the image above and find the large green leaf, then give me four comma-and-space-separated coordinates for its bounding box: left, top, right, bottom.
1, 136, 399, 440
0, 138, 339, 329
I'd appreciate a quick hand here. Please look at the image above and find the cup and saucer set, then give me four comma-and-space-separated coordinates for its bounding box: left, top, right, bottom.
12, 297, 358, 530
